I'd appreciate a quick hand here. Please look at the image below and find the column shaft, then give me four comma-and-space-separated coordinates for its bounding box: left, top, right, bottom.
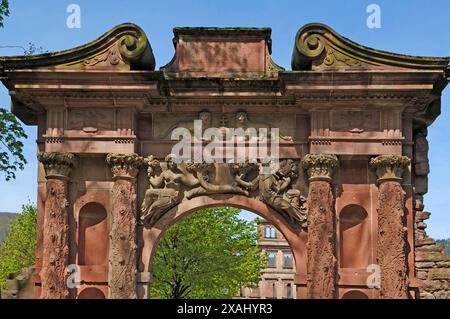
370, 155, 410, 299
302, 154, 338, 299
106, 153, 142, 299
109, 178, 138, 298
377, 181, 408, 298
306, 180, 337, 298
38, 152, 77, 299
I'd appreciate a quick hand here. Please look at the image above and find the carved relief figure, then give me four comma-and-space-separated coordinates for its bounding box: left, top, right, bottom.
140, 154, 199, 226
140, 154, 308, 230
234, 111, 293, 141
259, 159, 308, 229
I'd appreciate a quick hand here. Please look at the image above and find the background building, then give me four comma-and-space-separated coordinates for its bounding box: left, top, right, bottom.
238, 220, 296, 299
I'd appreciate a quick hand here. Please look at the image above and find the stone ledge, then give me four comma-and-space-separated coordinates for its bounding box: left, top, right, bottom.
416, 243, 446, 252
428, 269, 450, 280
416, 251, 450, 262
415, 238, 436, 247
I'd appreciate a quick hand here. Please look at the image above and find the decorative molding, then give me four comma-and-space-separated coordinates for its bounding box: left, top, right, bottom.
37, 152, 77, 179
301, 154, 339, 182
310, 139, 332, 146
45, 137, 65, 144
370, 155, 410, 183
83, 44, 121, 67
114, 138, 135, 144
106, 153, 143, 180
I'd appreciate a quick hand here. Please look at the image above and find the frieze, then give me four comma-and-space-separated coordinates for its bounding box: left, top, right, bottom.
140, 155, 308, 230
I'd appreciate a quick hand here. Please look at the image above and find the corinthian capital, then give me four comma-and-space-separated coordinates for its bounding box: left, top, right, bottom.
37, 152, 78, 180
106, 153, 143, 180
301, 154, 338, 182
370, 155, 410, 183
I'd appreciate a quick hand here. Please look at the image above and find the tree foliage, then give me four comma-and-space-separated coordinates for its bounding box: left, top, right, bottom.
150, 207, 265, 299
0, 108, 28, 181
0, 203, 36, 289
0, 0, 8, 28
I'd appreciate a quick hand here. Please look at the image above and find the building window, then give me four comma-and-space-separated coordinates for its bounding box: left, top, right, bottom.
265, 226, 276, 238
267, 251, 276, 268
286, 283, 292, 299
283, 252, 293, 268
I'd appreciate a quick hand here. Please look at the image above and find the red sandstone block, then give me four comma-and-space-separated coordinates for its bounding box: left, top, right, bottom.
428, 269, 450, 280
416, 251, 449, 262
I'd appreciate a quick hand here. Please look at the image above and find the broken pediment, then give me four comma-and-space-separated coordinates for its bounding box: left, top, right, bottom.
0, 23, 155, 72
292, 23, 450, 71
161, 27, 284, 79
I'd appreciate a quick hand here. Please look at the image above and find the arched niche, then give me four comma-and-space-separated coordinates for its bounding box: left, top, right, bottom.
77, 287, 106, 299
78, 202, 108, 266
341, 290, 369, 299
339, 204, 370, 269
137, 195, 307, 298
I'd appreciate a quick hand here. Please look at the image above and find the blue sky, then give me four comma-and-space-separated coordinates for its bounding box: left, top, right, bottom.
0, 1, 449, 238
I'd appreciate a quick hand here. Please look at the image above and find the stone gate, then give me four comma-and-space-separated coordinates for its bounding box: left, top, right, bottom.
1, 23, 450, 299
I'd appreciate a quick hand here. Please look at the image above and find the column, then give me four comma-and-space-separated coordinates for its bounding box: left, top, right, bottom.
106, 153, 143, 299
38, 152, 77, 299
370, 155, 410, 299
301, 154, 339, 299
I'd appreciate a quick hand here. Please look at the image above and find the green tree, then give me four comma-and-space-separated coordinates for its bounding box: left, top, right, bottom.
0, 0, 8, 28
150, 207, 265, 299
0, 204, 36, 289
0, 108, 28, 181
1, 0, 31, 182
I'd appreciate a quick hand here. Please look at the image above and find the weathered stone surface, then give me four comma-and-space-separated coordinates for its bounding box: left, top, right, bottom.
428, 269, 450, 280
107, 154, 141, 299
434, 290, 450, 299
369, 155, 410, 182
377, 181, 408, 299
419, 291, 435, 299
416, 271, 429, 280
40, 178, 70, 299
416, 251, 449, 262
301, 154, 338, 182
421, 280, 443, 291
436, 261, 450, 268
416, 238, 436, 247
37, 152, 76, 299
108, 178, 138, 299
1, 267, 35, 299
415, 262, 435, 269
306, 180, 337, 299
416, 243, 446, 252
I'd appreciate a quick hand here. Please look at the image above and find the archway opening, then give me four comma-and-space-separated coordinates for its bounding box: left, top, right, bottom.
147, 205, 298, 299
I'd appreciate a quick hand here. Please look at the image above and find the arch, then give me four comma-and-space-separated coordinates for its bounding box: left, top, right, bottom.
77, 287, 106, 299
339, 204, 369, 268
341, 290, 369, 299
138, 195, 307, 296
78, 202, 108, 266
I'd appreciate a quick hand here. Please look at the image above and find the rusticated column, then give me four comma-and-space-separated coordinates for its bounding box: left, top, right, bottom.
370, 155, 411, 299
301, 154, 339, 299
106, 153, 143, 299
37, 152, 77, 299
